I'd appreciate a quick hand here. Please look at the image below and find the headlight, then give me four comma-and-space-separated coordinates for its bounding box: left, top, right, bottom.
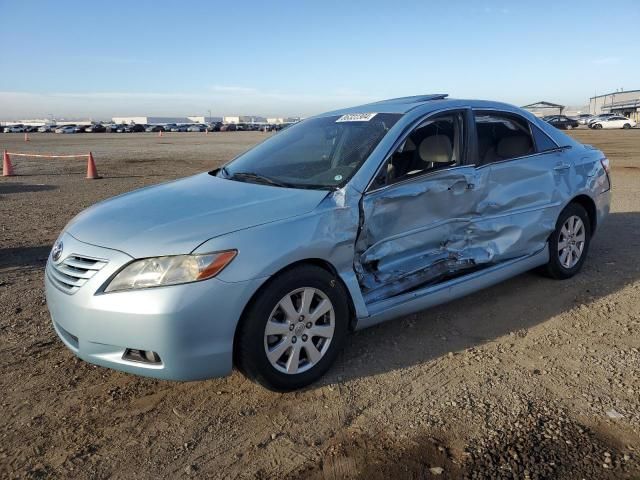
104, 250, 237, 293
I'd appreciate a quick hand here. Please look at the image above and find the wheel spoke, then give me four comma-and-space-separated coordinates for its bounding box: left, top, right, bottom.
286, 345, 301, 373
560, 225, 570, 238
559, 248, 569, 267
558, 239, 568, 251
304, 343, 322, 364
278, 295, 298, 321
573, 218, 583, 235
265, 320, 290, 336
309, 299, 332, 323
309, 323, 334, 339
575, 232, 585, 243
300, 288, 315, 316
266, 339, 290, 364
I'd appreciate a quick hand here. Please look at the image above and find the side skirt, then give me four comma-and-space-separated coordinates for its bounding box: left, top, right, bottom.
354, 245, 549, 330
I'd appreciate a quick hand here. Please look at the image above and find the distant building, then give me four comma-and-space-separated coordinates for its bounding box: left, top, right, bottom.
111, 116, 196, 125
266, 117, 302, 124
0, 118, 91, 127
590, 90, 640, 122
223, 115, 267, 124
521, 101, 565, 118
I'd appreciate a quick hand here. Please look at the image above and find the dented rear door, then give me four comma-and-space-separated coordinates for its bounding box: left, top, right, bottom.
355, 165, 491, 303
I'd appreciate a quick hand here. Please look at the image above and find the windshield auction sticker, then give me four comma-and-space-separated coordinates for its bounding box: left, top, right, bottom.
336, 113, 377, 122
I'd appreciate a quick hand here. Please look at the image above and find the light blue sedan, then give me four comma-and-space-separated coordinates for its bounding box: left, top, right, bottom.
45, 94, 611, 390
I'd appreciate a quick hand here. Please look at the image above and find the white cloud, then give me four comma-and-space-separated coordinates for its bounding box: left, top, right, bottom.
592, 57, 621, 65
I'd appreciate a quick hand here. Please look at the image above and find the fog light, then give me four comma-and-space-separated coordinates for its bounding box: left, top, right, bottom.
123, 348, 161, 364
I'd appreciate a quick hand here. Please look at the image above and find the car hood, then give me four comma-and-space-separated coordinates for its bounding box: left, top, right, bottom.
66, 173, 329, 258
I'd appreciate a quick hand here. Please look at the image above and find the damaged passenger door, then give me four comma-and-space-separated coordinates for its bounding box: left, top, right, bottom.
355, 109, 491, 304
473, 110, 572, 261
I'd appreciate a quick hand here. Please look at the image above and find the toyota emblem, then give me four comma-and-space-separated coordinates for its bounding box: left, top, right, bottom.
52, 240, 64, 262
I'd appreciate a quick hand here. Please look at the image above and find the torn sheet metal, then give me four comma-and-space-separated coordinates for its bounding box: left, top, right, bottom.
355, 151, 574, 304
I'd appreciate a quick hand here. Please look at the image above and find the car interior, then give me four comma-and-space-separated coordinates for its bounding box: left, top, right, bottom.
475, 114, 533, 164
385, 114, 462, 183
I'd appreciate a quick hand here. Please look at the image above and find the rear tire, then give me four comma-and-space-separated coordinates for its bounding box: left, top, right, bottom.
543, 203, 591, 280
594, 124, 603, 129
566, 124, 573, 130
623, 123, 631, 129
235, 265, 349, 391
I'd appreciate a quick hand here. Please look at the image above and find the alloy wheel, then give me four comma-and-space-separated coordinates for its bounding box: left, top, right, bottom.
558, 215, 586, 269
263, 287, 335, 374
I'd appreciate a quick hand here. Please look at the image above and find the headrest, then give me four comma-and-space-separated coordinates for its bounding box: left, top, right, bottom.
496, 136, 531, 159
418, 135, 452, 164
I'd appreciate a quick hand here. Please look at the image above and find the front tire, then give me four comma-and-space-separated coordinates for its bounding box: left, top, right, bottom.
594, 123, 603, 129
623, 123, 631, 129
543, 203, 591, 279
235, 265, 349, 391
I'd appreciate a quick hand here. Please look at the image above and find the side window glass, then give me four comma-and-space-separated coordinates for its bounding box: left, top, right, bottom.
378, 112, 464, 186
530, 123, 558, 152
474, 112, 534, 164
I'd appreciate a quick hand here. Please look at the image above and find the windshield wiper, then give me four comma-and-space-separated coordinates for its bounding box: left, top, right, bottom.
228, 171, 291, 188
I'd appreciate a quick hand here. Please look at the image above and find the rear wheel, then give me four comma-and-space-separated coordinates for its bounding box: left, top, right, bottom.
235, 265, 349, 391
623, 123, 631, 129
543, 203, 591, 279
566, 124, 573, 130
594, 123, 603, 129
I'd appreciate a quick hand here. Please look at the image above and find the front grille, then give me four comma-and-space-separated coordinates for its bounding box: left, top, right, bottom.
47, 254, 108, 294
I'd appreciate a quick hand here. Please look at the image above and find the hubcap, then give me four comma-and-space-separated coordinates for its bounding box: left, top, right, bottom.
558, 215, 585, 269
263, 287, 335, 374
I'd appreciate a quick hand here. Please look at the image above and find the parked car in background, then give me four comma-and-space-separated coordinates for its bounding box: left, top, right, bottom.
187, 124, 207, 132
146, 125, 165, 132
85, 124, 106, 133
545, 115, 579, 130
207, 122, 223, 132
220, 123, 237, 132
45, 94, 611, 391
4, 125, 25, 133
105, 124, 120, 133
587, 113, 616, 125
163, 123, 177, 132
576, 114, 594, 125
129, 124, 147, 133
590, 115, 636, 129
38, 125, 55, 133
170, 124, 189, 132
55, 126, 77, 134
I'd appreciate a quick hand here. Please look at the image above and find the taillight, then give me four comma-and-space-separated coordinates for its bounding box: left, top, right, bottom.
600, 158, 610, 174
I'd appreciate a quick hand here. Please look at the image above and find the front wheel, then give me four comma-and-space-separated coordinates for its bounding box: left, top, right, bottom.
594, 124, 603, 129
623, 123, 631, 129
566, 124, 573, 130
235, 265, 349, 391
543, 203, 591, 279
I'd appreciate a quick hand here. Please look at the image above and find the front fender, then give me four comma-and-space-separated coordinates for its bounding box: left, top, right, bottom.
192, 190, 369, 317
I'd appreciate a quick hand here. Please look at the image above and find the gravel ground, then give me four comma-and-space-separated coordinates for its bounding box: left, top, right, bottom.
1, 129, 639, 479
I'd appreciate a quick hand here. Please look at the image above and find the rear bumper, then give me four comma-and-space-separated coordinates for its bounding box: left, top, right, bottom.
45, 232, 265, 381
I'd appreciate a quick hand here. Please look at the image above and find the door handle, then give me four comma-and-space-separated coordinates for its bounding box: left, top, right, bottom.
554, 163, 571, 172
448, 180, 475, 191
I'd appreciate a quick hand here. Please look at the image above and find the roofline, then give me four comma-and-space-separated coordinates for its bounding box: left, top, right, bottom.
590, 89, 640, 100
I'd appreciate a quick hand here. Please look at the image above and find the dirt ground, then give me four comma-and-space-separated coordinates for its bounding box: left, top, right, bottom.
1, 129, 639, 479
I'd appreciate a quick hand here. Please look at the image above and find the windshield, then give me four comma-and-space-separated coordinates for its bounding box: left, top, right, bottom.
219, 113, 402, 188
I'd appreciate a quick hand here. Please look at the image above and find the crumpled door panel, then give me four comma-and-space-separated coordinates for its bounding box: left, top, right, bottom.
355, 154, 570, 304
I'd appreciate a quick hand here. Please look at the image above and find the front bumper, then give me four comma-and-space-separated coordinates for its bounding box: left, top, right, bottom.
45, 232, 265, 381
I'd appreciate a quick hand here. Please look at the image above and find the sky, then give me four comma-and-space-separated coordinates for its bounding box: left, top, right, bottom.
0, 0, 639, 120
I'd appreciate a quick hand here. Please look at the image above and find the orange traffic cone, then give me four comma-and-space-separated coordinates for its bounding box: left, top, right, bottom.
24, 132, 29, 142
2, 150, 15, 176
86, 152, 100, 179
158, 130, 163, 137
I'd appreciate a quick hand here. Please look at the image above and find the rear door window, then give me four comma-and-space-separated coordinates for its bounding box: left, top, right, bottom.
473, 111, 534, 164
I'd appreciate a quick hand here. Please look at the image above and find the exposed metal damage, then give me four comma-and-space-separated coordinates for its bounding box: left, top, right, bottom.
353, 163, 565, 304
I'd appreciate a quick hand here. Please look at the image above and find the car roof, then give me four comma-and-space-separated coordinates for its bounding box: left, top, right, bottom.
318, 95, 533, 117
